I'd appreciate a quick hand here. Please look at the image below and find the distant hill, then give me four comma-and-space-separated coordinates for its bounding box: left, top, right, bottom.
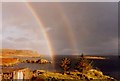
0, 49, 41, 58
0, 58, 19, 66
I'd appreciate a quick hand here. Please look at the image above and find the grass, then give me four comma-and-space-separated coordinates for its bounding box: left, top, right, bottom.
33, 69, 117, 81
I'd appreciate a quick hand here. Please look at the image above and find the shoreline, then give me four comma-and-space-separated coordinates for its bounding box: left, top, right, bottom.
82, 56, 107, 60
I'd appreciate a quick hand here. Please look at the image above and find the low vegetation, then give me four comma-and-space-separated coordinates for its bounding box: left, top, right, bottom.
32, 69, 117, 81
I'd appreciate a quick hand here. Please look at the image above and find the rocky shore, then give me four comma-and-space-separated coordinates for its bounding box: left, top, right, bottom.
1, 58, 51, 67
31, 69, 118, 81
20, 58, 52, 64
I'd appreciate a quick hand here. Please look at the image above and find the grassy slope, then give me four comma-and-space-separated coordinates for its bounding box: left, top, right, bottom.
0, 49, 41, 58
0, 58, 19, 66
35, 69, 117, 81
0, 49, 41, 66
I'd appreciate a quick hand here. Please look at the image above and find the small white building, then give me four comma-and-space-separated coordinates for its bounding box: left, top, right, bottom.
1, 67, 32, 80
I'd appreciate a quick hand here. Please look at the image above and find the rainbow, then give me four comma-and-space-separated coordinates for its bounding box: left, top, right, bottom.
24, 2, 79, 61
56, 3, 79, 54
25, 3, 55, 61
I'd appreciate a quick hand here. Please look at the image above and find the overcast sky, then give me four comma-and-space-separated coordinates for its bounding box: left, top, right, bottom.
0, 2, 2, 49
2, 2, 118, 55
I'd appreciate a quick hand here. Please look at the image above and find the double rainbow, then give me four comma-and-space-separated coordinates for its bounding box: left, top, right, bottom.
25, 2, 79, 62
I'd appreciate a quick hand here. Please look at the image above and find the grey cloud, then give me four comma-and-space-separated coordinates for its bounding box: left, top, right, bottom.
2, 2, 118, 55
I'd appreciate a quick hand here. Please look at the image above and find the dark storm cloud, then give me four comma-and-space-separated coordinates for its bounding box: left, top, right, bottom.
3, 2, 118, 55
30, 2, 118, 55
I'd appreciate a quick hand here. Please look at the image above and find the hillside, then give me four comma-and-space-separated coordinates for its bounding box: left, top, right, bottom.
0, 58, 19, 66
0, 49, 42, 66
0, 49, 41, 58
